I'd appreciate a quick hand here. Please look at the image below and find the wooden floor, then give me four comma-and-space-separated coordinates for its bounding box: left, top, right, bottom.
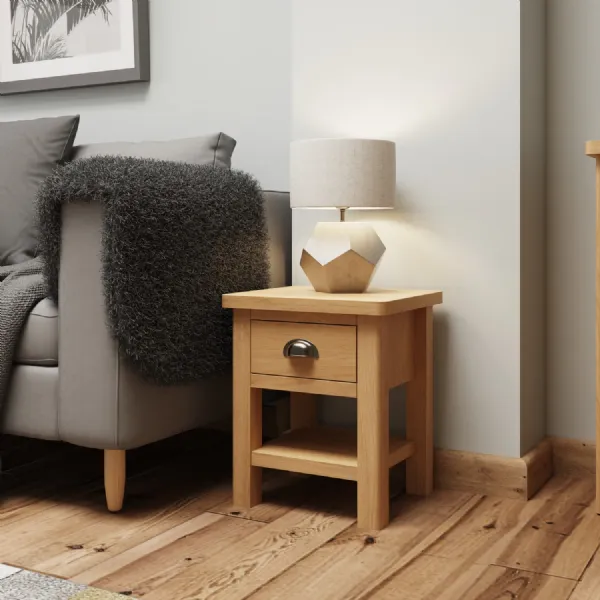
2, 432, 600, 600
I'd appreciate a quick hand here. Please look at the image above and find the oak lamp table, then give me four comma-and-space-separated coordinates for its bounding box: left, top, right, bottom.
222, 286, 443, 530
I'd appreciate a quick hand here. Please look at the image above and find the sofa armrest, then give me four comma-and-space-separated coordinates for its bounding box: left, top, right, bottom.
57, 193, 291, 449
58, 201, 124, 448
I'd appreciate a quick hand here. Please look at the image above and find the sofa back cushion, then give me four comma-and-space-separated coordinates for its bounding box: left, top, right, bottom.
0, 115, 80, 265
73, 133, 237, 168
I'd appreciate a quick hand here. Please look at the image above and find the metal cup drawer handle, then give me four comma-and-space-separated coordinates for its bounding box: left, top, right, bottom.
282, 339, 319, 359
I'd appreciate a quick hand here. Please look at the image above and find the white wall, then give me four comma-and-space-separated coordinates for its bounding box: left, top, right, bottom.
293, 0, 544, 457
0, 0, 291, 190
547, 0, 600, 441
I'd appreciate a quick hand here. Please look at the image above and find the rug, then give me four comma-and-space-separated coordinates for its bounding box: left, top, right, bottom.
0, 564, 135, 599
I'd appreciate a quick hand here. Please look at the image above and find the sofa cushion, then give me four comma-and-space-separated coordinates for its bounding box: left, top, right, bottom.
0, 116, 80, 265
73, 133, 237, 168
14, 298, 58, 367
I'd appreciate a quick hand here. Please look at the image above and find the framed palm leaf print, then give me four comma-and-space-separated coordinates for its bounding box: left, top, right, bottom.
0, 0, 149, 95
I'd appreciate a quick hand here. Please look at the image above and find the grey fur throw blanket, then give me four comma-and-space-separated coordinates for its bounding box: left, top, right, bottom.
37, 156, 270, 385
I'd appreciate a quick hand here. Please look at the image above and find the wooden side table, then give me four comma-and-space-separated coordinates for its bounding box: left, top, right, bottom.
222, 286, 443, 530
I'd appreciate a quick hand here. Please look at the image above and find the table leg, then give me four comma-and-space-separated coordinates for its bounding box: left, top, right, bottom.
406, 307, 434, 496
233, 310, 263, 508
290, 392, 317, 429
596, 159, 600, 514
357, 316, 389, 530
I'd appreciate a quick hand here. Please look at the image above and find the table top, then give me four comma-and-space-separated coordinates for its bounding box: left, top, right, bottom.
586, 141, 600, 156
222, 286, 443, 316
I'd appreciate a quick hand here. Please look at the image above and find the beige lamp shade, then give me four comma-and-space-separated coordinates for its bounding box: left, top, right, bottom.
290, 138, 396, 209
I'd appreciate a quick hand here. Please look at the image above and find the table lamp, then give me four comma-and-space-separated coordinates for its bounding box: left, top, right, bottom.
291, 138, 396, 293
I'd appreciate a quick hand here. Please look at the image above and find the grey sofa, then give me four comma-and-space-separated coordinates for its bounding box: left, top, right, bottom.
2, 129, 291, 511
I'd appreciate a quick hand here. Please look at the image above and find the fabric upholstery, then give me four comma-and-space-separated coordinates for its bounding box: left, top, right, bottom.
4, 191, 290, 449
14, 298, 58, 367
0, 116, 80, 266
73, 133, 236, 168
57, 202, 233, 449
263, 191, 292, 288
2, 365, 59, 440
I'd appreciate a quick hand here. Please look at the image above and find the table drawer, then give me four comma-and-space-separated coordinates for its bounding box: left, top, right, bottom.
251, 320, 356, 382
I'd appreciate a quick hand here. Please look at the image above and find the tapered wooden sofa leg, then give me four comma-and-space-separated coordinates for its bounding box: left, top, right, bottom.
104, 449, 126, 512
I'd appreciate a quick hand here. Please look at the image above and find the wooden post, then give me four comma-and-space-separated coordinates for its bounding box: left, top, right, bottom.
406, 307, 434, 496
232, 309, 263, 508
585, 142, 600, 514
357, 315, 389, 530
596, 158, 600, 516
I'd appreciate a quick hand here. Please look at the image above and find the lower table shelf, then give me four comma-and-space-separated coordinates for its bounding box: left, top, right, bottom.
251, 427, 415, 481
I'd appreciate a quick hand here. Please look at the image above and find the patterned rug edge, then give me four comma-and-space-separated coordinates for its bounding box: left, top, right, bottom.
0, 564, 135, 599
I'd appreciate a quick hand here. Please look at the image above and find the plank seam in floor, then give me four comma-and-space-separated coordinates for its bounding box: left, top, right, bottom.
574, 546, 600, 583
205, 508, 275, 524
487, 563, 580, 582
360, 494, 485, 599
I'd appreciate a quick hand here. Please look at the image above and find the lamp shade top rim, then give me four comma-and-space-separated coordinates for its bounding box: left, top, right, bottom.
292, 206, 394, 210
292, 137, 395, 146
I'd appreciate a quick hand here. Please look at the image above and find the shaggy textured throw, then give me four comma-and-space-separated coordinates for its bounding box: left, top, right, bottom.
0, 258, 47, 406
37, 156, 270, 385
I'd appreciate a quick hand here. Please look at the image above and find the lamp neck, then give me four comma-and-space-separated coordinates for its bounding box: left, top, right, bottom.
339, 207, 348, 222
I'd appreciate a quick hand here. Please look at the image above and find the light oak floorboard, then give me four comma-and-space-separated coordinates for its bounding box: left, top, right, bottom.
1, 463, 232, 578
72, 512, 224, 585
90, 516, 264, 597
0, 454, 103, 525
142, 504, 356, 600
5, 437, 600, 600
570, 547, 600, 600
208, 473, 316, 523
427, 474, 600, 580
370, 557, 576, 600
249, 490, 478, 600
33, 486, 232, 579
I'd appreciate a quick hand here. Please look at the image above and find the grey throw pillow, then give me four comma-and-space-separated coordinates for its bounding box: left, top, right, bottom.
73, 133, 237, 168
0, 115, 80, 265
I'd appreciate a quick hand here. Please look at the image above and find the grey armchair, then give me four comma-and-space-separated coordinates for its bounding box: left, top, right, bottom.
4, 191, 291, 511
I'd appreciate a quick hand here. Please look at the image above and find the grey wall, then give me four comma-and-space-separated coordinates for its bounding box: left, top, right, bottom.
520, 0, 547, 454
547, 0, 600, 441
0, 0, 291, 190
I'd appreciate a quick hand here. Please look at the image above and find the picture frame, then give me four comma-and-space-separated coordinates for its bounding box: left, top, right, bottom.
0, 0, 150, 95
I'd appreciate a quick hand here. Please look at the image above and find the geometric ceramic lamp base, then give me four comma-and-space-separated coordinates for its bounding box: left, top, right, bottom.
300, 221, 386, 293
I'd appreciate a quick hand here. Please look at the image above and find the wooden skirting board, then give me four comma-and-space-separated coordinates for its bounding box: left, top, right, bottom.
550, 436, 595, 476
436, 437, 600, 500
435, 439, 553, 500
